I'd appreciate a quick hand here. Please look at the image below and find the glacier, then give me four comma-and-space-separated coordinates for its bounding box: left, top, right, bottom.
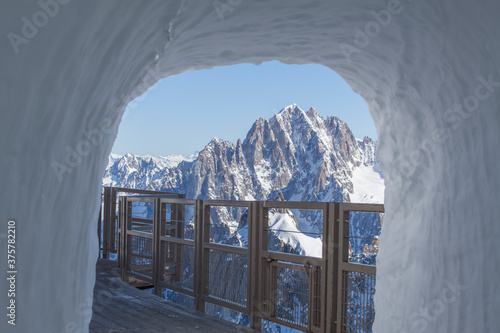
0, 0, 499, 332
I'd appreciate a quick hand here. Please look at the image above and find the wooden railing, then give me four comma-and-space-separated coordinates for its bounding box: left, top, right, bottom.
99, 187, 384, 333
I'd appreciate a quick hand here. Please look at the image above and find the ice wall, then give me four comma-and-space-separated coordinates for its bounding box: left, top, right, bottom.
0, 0, 499, 332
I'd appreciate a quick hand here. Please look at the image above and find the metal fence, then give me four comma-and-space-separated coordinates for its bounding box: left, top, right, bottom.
336, 204, 383, 333
98, 187, 183, 259
101, 188, 383, 332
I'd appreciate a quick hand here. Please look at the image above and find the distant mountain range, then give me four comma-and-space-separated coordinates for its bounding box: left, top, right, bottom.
104, 103, 384, 251
104, 104, 384, 205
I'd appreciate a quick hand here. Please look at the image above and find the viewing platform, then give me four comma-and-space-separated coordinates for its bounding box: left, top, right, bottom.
95, 187, 383, 332
91, 259, 249, 332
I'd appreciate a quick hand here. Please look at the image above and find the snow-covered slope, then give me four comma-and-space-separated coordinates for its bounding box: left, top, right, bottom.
268, 212, 323, 258
143, 153, 197, 169
351, 164, 384, 204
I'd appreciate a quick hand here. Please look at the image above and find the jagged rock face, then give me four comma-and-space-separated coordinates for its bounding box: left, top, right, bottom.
103, 153, 194, 191
239, 104, 377, 202
104, 104, 382, 233
187, 138, 254, 201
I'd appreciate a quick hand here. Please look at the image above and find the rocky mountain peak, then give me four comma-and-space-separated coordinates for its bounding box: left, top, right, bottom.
104, 104, 382, 214
104, 104, 383, 266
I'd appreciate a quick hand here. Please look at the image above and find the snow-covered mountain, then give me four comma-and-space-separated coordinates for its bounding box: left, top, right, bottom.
104, 104, 384, 205
102, 152, 197, 189
104, 104, 384, 249
104, 104, 384, 329
104, 104, 384, 259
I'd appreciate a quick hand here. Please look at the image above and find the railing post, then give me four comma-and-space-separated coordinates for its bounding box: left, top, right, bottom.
326, 202, 340, 332
110, 189, 118, 255
249, 201, 262, 331
313, 265, 322, 332
260, 203, 270, 320
336, 204, 351, 333
201, 202, 211, 313
194, 200, 206, 312
153, 198, 163, 296
97, 203, 102, 258
116, 189, 122, 268
102, 187, 112, 259
120, 196, 130, 283
173, 200, 185, 283
307, 262, 313, 330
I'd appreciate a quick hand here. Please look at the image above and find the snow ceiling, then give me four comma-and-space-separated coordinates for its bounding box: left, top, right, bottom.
0, 0, 499, 332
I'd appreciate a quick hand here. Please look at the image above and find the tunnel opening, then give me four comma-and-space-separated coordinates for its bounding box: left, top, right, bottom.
2, 1, 499, 332
102, 60, 384, 332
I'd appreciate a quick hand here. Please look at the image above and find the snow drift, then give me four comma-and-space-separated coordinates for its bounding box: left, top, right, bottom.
0, 0, 499, 332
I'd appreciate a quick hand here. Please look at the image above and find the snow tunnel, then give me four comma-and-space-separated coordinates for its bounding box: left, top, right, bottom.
0, 0, 499, 332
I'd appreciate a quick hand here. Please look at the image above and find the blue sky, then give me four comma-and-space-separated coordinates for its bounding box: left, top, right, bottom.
112, 61, 376, 156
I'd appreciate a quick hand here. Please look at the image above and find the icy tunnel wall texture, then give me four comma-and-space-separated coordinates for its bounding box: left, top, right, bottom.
0, 0, 499, 331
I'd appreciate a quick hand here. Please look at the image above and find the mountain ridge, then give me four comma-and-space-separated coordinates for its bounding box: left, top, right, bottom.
103, 104, 384, 205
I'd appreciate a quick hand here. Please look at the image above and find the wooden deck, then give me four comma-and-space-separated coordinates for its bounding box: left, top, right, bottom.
90, 259, 251, 333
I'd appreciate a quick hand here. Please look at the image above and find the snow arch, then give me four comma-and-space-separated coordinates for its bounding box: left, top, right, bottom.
0, 0, 499, 332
